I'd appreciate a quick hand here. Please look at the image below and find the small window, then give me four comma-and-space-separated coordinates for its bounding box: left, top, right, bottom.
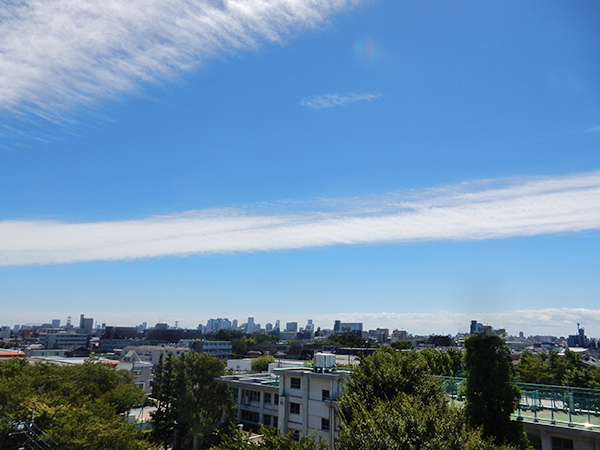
274, 394, 279, 404
321, 418, 330, 431
322, 389, 330, 401
292, 430, 300, 442
291, 377, 301, 389
290, 402, 300, 415
242, 389, 260, 403
527, 433, 542, 450
231, 388, 239, 401
552, 437, 574, 450
272, 416, 278, 428
264, 392, 272, 404
241, 409, 260, 423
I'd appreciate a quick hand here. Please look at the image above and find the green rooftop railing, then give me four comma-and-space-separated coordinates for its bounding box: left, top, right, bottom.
440, 376, 600, 432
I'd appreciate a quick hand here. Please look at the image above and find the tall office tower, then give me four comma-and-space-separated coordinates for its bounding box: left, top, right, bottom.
51, 319, 61, 328
274, 319, 280, 331
247, 317, 255, 333
232, 319, 238, 329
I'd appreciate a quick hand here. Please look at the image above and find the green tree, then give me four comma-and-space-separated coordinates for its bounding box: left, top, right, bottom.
151, 352, 235, 450
319, 332, 370, 348
464, 335, 528, 449
209, 426, 329, 450
0, 358, 153, 450
251, 355, 275, 373
338, 348, 514, 450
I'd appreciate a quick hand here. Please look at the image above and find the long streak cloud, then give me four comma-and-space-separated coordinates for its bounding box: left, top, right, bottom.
0, 0, 360, 114
2, 171, 600, 266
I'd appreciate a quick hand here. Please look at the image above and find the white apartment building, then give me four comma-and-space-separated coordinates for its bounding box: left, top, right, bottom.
223, 353, 351, 447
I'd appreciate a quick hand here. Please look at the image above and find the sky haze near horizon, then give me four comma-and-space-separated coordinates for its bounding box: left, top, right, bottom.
1, 0, 599, 337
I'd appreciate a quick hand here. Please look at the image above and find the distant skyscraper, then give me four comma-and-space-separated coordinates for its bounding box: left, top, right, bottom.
79, 314, 94, 333
51, 319, 61, 328
247, 317, 255, 333
232, 319, 238, 329
334, 320, 341, 333
274, 320, 280, 331
286, 322, 298, 332
266, 323, 273, 332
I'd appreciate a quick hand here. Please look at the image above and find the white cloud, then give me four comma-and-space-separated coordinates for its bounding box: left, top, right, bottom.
0, 0, 360, 115
588, 125, 600, 132
300, 92, 382, 109
1, 171, 600, 266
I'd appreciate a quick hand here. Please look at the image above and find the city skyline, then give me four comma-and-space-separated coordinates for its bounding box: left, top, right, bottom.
1, 1, 599, 336
2, 309, 598, 339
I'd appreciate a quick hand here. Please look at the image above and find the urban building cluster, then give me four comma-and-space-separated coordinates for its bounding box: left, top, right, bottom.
2, 314, 600, 450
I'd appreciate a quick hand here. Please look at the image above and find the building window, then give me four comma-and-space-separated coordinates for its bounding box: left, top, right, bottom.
290, 402, 300, 415
321, 418, 330, 431
274, 394, 279, 404
231, 388, 239, 402
264, 392, 272, 404
527, 433, 542, 450
290, 377, 301, 389
242, 389, 260, 403
272, 415, 278, 428
241, 410, 260, 423
292, 430, 300, 442
263, 414, 271, 427
322, 389, 330, 401
552, 437, 574, 450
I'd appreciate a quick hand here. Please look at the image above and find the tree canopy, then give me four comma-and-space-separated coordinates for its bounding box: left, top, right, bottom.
517, 349, 600, 389
337, 348, 516, 450
0, 358, 153, 450
464, 335, 529, 449
251, 355, 275, 373
152, 352, 235, 450
209, 426, 329, 450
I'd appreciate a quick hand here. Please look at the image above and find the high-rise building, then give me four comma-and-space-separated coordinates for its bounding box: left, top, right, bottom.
274, 320, 280, 331
247, 317, 256, 333
79, 314, 94, 333
51, 319, 61, 328
286, 322, 298, 332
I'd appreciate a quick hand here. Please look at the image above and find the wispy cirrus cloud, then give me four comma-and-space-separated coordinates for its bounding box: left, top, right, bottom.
1, 171, 600, 266
300, 92, 382, 109
0, 0, 361, 116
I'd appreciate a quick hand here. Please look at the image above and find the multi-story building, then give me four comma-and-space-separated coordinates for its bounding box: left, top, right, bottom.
223, 353, 351, 446
39, 332, 91, 349
186, 340, 232, 359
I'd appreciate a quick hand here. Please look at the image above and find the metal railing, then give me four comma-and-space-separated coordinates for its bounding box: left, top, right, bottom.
440, 376, 600, 431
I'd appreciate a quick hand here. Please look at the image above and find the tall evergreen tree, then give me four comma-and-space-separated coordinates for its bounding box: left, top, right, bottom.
464, 335, 529, 449
151, 352, 235, 450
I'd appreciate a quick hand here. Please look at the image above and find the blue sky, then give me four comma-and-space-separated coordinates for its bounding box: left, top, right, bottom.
1, 0, 600, 336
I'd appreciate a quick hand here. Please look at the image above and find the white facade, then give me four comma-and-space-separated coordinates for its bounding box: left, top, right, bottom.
222, 355, 351, 447
276, 365, 349, 446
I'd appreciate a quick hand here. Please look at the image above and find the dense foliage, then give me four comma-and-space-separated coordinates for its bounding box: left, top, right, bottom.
517, 349, 600, 388
251, 355, 276, 373
317, 332, 370, 348
465, 336, 529, 449
337, 348, 516, 450
152, 352, 235, 450
209, 330, 278, 357
209, 426, 329, 450
0, 358, 153, 450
